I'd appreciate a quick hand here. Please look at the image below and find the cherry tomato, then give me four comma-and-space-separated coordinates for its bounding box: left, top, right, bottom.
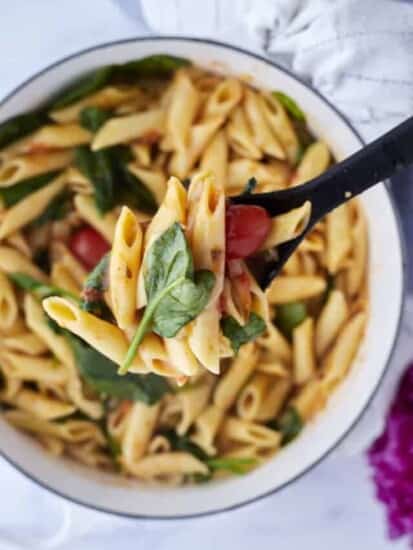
69, 226, 110, 270
225, 204, 271, 260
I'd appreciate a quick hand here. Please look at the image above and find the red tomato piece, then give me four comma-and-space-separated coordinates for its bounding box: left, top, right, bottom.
69, 226, 110, 270
225, 204, 271, 260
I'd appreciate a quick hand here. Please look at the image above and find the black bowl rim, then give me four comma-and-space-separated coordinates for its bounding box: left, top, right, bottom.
0, 35, 407, 521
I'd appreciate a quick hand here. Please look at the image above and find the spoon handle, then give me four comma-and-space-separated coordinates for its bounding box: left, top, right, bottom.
307, 115, 413, 220
233, 116, 413, 220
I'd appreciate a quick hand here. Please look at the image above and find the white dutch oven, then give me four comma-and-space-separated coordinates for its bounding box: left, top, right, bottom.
0, 37, 405, 519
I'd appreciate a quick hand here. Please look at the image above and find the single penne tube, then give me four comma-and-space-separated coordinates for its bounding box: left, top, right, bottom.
125, 452, 209, 480
258, 323, 292, 364
321, 312, 366, 392
176, 373, 215, 435
226, 105, 262, 160
147, 435, 172, 454
347, 205, 368, 296
190, 404, 224, 455
256, 377, 292, 422
256, 360, 290, 377
92, 109, 165, 151
43, 297, 148, 373
0, 270, 18, 330
10, 388, 76, 420
260, 201, 311, 250
0, 173, 67, 239
266, 275, 327, 304
169, 114, 224, 179
315, 290, 349, 358
5, 231, 32, 258
203, 78, 243, 119
127, 163, 167, 205
163, 337, 200, 378
292, 318, 316, 385
166, 70, 200, 153
0, 246, 48, 281
244, 89, 286, 159
23, 124, 92, 152
121, 402, 160, 468
74, 194, 117, 243
1, 332, 48, 356
260, 92, 300, 164
291, 141, 331, 186
325, 203, 352, 274
220, 416, 282, 449
109, 207, 143, 331
227, 158, 290, 193
282, 251, 301, 276
236, 373, 272, 420
291, 378, 326, 421
213, 343, 259, 411
0, 350, 67, 385
199, 130, 228, 185
129, 332, 176, 378
0, 151, 72, 187
49, 85, 142, 123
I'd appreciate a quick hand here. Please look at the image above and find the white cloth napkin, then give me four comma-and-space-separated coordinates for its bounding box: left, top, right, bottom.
141, 0, 413, 141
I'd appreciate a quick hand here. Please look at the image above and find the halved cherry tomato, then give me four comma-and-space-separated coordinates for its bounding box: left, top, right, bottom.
68, 226, 110, 270
225, 204, 271, 260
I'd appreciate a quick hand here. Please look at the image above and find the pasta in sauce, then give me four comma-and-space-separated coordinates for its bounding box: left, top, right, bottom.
0, 55, 368, 484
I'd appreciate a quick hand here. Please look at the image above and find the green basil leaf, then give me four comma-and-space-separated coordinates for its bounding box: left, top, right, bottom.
120, 223, 215, 373
74, 146, 115, 214
52, 66, 115, 110
32, 189, 72, 227
0, 111, 49, 149
221, 313, 266, 354
273, 91, 306, 121
69, 335, 170, 405
9, 272, 79, 303
79, 106, 111, 133
80, 254, 110, 316
292, 119, 315, 162
0, 171, 60, 207
275, 302, 307, 338
153, 270, 215, 338
51, 55, 190, 110
206, 457, 257, 475
268, 406, 303, 445
117, 167, 157, 214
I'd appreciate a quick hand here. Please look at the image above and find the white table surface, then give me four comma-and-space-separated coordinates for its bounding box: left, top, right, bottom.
0, 1, 410, 549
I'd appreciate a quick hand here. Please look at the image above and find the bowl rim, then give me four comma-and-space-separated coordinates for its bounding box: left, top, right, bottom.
0, 35, 407, 521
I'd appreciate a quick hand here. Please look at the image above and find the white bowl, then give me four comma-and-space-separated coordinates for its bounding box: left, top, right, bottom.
0, 37, 405, 519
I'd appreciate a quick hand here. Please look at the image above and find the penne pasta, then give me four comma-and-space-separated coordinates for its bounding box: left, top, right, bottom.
292, 318, 316, 384
315, 290, 349, 358
291, 141, 330, 186
326, 204, 352, 274
0, 270, 18, 330
0, 151, 72, 187
260, 201, 311, 251
266, 276, 327, 304
199, 130, 228, 185
74, 194, 117, 243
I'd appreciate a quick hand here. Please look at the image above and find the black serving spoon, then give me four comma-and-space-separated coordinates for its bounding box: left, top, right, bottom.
231, 116, 413, 289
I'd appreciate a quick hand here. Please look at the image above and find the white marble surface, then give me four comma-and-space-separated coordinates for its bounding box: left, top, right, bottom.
0, 1, 410, 549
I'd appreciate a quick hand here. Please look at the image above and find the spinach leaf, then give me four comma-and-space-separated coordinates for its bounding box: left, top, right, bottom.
206, 457, 257, 475
0, 171, 60, 207
74, 146, 115, 214
69, 335, 170, 405
9, 272, 80, 303
292, 119, 315, 164
273, 91, 306, 121
0, 111, 49, 149
241, 177, 257, 196
79, 106, 111, 133
275, 302, 307, 339
52, 66, 115, 110
73, 144, 157, 215
221, 313, 266, 354
51, 55, 190, 109
268, 406, 303, 445
32, 189, 72, 227
120, 223, 215, 374
80, 254, 110, 316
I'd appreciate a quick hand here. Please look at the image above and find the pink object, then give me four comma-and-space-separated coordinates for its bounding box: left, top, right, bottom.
368, 363, 413, 541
